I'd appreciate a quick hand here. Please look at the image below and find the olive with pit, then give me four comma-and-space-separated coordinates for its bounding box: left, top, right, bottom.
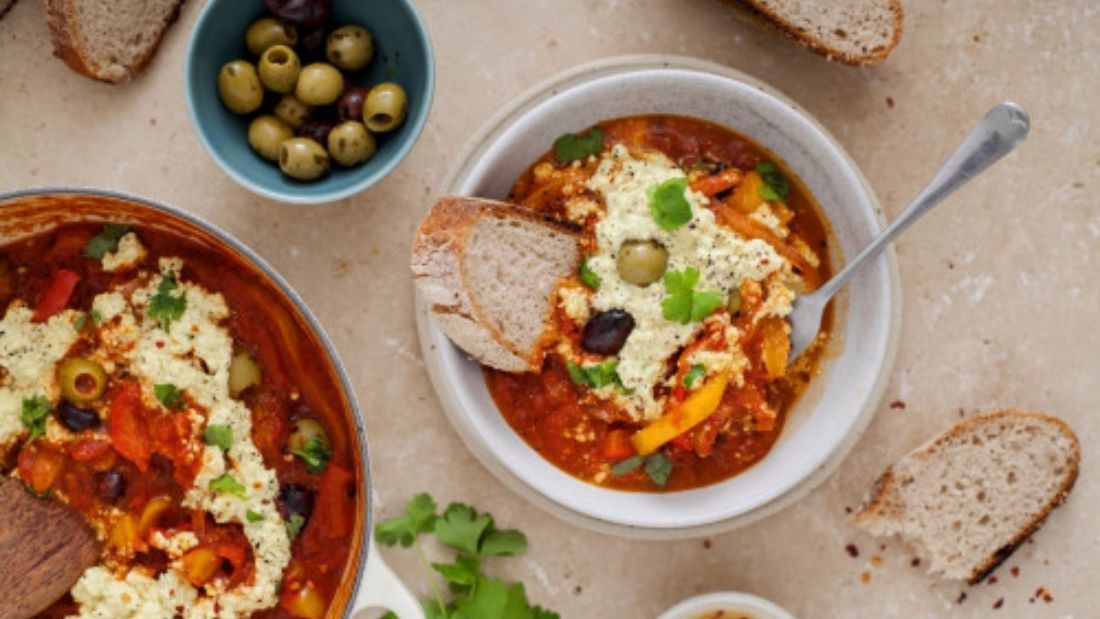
295, 62, 344, 105
258, 44, 301, 94
228, 350, 263, 397
58, 357, 107, 405
288, 417, 331, 453
217, 60, 264, 114
327, 121, 376, 167
326, 25, 373, 71
56, 403, 101, 432
362, 82, 407, 133
95, 470, 126, 503
616, 239, 669, 286
279, 137, 329, 181
337, 86, 370, 121
245, 17, 297, 55
248, 115, 294, 162
582, 309, 635, 356
274, 94, 312, 129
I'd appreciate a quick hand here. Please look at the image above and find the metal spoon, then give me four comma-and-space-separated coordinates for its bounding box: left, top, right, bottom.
788, 102, 1031, 360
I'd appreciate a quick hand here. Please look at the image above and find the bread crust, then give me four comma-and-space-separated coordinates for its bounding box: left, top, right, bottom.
719, 0, 904, 66
412, 196, 580, 372
45, 0, 185, 84
855, 410, 1080, 584
0, 0, 18, 21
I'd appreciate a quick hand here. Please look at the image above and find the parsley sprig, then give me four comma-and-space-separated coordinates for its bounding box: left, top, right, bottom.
577, 257, 600, 289
154, 383, 183, 409
553, 128, 603, 164
755, 162, 790, 202
83, 224, 129, 260
648, 177, 693, 230
148, 271, 187, 330
660, 267, 723, 324
376, 493, 559, 619
21, 396, 51, 440
290, 435, 331, 474
611, 452, 674, 488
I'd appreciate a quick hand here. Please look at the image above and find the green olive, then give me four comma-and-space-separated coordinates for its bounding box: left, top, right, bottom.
288, 418, 330, 453
326, 121, 376, 167
217, 60, 263, 114
58, 357, 107, 405
325, 25, 373, 71
727, 287, 743, 315
245, 17, 297, 56
274, 94, 311, 129
295, 63, 345, 106
362, 82, 408, 133
228, 350, 263, 398
279, 137, 329, 181
258, 45, 301, 94
247, 115, 293, 162
617, 240, 669, 286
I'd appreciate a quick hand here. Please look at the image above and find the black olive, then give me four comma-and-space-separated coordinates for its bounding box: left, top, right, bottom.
56, 403, 101, 432
582, 309, 635, 356
337, 86, 370, 121
278, 484, 315, 521
95, 470, 126, 503
298, 26, 329, 61
264, 0, 332, 27
298, 119, 337, 144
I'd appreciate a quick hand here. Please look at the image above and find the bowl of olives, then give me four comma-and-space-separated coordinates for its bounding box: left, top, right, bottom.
185, 0, 434, 204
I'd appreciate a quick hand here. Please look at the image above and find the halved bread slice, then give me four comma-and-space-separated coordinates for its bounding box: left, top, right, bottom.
855, 410, 1080, 583
412, 196, 581, 373
720, 0, 904, 66
45, 0, 184, 83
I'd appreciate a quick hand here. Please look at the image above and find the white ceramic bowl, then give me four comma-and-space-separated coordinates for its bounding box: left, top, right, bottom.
657, 592, 795, 619
415, 55, 901, 537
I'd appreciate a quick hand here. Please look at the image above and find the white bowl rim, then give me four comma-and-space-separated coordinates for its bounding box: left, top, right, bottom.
414, 54, 902, 537
656, 591, 796, 619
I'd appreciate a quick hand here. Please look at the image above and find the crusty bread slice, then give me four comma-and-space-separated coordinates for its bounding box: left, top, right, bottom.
855, 410, 1079, 583
412, 196, 581, 373
0, 0, 17, 21
720, 0, 903, 66
45, 0, 184, 83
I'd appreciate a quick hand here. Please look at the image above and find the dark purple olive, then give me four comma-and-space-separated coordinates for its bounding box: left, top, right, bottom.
298, 26, 329, 61
264, 0, 331, 26
95, 470, 126, 503
582, 309, 635, 356
298, 119, 337, 144
56, 403, 101, 432
278, 484, 315, 521
337, 87, 370, 121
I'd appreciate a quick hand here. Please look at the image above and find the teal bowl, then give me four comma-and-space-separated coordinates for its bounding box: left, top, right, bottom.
185, 0, 434, 204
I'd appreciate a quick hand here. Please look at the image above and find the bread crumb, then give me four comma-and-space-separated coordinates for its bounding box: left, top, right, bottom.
993, 598, 1003, 609
870, 555, 883, 567
845, 544, 859, 558
885, 97, 895, 109
1010, 566, 1019, 577
860, 570, 871, 584
889, 400, 906, 410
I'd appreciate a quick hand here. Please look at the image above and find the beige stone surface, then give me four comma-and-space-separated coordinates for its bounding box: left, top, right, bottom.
1, 0, 1097, 617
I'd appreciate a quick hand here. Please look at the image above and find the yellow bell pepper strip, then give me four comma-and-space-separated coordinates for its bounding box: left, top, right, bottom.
632, 371, 731, 456
760, 318, 791, 379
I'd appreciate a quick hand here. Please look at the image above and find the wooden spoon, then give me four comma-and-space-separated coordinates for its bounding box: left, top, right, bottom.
0, 476, 100, 619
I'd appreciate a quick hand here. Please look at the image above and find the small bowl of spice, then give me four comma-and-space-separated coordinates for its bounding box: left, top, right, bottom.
658, 592, 795, 619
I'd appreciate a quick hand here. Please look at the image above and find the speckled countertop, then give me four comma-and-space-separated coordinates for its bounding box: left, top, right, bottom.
0, 1, 1097, 617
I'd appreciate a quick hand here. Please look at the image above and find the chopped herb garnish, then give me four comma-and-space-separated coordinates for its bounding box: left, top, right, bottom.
154, 383, 183, 409
375, 493, 438, 548
76, 309, 103, 332
661, 267, 723, 324
553, 127, 603, 163
74, 313, 87, 332
203, 424, 233, 450
209, 473, 247, 499
648, 177, 693, 230
83, 224, 129, 260
20, 396, 50, 440
578, 257, 600, 289
290, 435, 331, 474
148, 272, 186, 330
683, 364, 706, 389
565, 360, 629, 392
285, 513, 306, 539
245, 509, 265, 523
610, 455, 644, 476
610, 452, 675, 488
755, 162, 790, 202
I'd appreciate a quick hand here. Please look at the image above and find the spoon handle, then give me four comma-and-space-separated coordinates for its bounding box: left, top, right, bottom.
814, 102, 1031, 302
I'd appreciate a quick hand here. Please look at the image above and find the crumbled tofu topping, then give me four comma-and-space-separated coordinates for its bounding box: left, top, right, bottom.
0, 304, 79, 445
101, 233, 147, 272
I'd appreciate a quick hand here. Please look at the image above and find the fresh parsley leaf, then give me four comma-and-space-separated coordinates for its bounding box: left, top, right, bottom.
578, 257, 600, 289
565, 361, 588, 386
83, 224, 129, 260
92, 309, 102, 325
663, 266, 700, 296
610, 455, 644, 476
209, 473, 247, 499
479, 528, 528, 557
648, 177, 693, 230
154, 383, 183, 409
435, 503, 492, 557
644, 452, 674, 488
565, 361, 629, 392
148, 271, 186, 329
553, 127, 603, 163
683, 364, 707, 388
74, 312, 87, 332
203, 424, 233, 450
661, 268, 723, 324
245, 509, 265, 523
690, 290, 724, 322
20, 395, 50, 440
755, 162, 790, 202
453, 577, 534, 619
432, 554, 480, 588
290, 435, 331, 474
285, 513, 306, 540
375, 492, 438, 548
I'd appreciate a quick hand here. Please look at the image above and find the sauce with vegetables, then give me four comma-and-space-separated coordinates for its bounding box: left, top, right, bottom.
485, 115, 834, 492
0, 218, 359, 618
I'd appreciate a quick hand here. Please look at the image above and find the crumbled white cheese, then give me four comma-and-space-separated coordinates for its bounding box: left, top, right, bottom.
564, 196, 602, 223
750, 204, 788, 238
558, 285, 591, 324
101, 233, 147, 272
0, 303, 79, 444
583, 145, 786, 420
759, 279, 796, 320
71, 567, 198, 619
150, 530, 199, 560
92, 292, 128, 322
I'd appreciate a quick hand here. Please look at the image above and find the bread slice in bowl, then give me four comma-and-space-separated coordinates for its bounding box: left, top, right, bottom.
855, 410, 1080, 583
412, 196, 581, 373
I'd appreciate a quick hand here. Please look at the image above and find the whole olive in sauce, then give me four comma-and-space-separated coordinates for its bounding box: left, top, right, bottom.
95, 470, 126, 503
582, 309, 635, 356
56, 403, 101, 432
278, 484, 315, 521
616, 240, 669, 286
264, 0, 332, 26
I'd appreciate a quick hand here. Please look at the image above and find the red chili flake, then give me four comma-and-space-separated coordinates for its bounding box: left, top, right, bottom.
889, 400, 906, 410
845, 544, 859, 558
885, 97, 895, 109
957, 592, 967, 604
1010, 566, 1020, 577
911, 558, 921, 567
702, 538, 712, 549
993, 598, 1004, 609
988, 576, 998, 585
860, 570, 871, 584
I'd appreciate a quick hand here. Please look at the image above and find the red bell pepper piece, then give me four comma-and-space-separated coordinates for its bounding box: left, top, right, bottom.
313, 464, 354, 540
33, 269, 80, 322
600, 429, 635, 462
107, 384, 152, 471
